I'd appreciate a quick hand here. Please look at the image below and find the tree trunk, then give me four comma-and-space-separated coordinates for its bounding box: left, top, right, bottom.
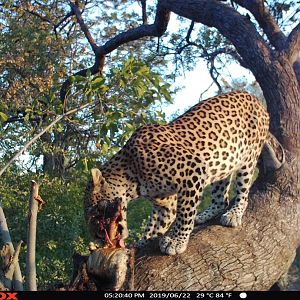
26, 180, 39, 291
251, 58, 300, 152
42, 132, 66, 177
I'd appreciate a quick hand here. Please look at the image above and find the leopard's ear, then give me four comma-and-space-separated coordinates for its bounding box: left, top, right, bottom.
91, 168, 104, 186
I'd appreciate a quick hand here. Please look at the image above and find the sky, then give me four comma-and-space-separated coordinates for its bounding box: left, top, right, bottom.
163, 59, 254, 120
160, 12, 255, 120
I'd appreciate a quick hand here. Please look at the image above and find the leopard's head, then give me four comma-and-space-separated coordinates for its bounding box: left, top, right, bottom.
84, 168, 128, 247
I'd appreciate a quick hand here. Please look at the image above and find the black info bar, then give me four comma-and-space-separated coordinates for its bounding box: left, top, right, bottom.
1, 291, 298, 300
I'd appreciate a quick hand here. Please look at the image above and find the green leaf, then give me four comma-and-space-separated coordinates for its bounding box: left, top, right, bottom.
101, 143, 109, 154
24, 113, 30, 122
111, 111, 124, 120
0, 112, 8, 122
100, 125, 108, 137
56, 124, 63, 133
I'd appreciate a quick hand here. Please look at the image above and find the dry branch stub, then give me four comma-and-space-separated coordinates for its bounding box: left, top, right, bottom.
26, 180, 45, 291
87, 247, 130, 291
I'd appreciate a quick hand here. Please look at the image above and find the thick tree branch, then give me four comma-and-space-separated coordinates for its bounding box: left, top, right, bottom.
233, 0, 286, 50
60, 2, 170, 105
95, 4, 170, 57
284, 23, 300, 63
76, 160, 300, 291
160, 0, 272, 76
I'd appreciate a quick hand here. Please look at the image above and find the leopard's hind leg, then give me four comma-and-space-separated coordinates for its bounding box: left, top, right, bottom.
195, 174, 233, 225
220, 161, 257, 227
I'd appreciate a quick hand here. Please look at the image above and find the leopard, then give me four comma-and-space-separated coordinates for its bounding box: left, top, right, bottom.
84, 91, 284, 256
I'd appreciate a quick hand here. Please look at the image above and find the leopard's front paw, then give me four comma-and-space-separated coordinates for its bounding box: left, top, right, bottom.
220, 210, 243, 227
159, 235, 188, 255
195, 212, 212, 224
136, 238, 150, 249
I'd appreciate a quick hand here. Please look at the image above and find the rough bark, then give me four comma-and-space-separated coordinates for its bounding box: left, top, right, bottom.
160, 0, 300, 147
133, 161, 300, 291
77, 159, 299, 291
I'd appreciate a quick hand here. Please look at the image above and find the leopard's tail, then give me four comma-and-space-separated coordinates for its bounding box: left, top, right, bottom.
260, 133, 285, 172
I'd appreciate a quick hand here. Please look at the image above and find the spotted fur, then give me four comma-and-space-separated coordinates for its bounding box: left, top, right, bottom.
84, 91, 282, 255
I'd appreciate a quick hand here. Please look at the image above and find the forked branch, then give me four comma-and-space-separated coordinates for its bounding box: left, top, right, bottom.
0, 205, 23, 291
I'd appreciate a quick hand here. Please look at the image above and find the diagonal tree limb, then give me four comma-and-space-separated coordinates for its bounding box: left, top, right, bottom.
95, 5, 170, 57
0, 101, 93, 178
233, 0, 286, 50
3, 241, 23, 290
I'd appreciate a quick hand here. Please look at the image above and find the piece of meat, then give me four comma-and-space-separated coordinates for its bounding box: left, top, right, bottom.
103, 204, 126, 249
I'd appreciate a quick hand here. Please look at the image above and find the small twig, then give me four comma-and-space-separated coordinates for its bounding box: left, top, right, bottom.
54, 11, 74, 35
140, 0, 148, 24
185, 21, 195, 43
199, 81, 215, 101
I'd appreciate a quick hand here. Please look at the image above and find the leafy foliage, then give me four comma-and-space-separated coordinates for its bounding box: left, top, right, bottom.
0, 1, 173, 177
